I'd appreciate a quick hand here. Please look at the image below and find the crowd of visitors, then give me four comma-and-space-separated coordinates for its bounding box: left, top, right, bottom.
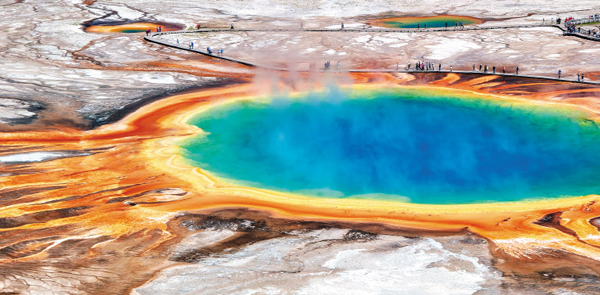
407, 61, 519, 75
564, 14, 600, 39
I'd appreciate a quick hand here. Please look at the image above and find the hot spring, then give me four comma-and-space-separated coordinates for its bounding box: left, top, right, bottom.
84, 22, 184, 33
370, 15, 482, 29
179, 86, 600, 204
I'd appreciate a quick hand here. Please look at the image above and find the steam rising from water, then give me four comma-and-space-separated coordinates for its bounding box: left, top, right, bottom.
180, 85, 600, 204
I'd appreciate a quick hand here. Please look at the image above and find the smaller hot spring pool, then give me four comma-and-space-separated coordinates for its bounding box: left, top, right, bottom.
370, 15, 482, 29
179, 87, 600, 204
84, 21, 184, 33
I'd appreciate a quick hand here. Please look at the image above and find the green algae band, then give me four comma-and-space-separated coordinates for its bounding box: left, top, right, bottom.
371, 15, 482, 28
179, 87, 600, 204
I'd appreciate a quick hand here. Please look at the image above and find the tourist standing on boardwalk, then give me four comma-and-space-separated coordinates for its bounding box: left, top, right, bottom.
558, 69, 562, 79
473, 64, 476, 71
493, 66, 496, 74
516, 66, 519, 75
582, 74, 585, 81
341, 23, 344, 30
503, 66, 506, 74
578, 73, 581, 81
450, 65, 453, 71
231, 23, 234, 29
439, 63, 441, 71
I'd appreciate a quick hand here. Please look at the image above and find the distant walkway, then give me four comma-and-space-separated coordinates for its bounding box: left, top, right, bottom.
149, 23, 559, 35
144, 26, 600, 85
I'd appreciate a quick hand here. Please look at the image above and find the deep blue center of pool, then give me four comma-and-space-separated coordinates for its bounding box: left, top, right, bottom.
179, 87, 600, 204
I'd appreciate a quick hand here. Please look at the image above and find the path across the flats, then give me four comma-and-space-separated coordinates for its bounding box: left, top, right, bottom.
144, 23, 600, 85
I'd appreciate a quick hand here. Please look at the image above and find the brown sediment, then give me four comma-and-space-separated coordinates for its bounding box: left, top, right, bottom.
3, 73, 600, 292
0, 0, 23, 6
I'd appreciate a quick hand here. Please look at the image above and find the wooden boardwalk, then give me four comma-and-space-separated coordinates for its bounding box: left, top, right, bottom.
144, 24, 600, 85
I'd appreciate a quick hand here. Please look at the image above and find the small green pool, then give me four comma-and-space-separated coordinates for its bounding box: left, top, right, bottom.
371, 15, 482, 29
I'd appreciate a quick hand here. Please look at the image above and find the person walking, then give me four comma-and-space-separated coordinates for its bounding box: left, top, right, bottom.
582, 73, 585, 81
578, 73, 581, 81
558, 69, 562, 79
439, 63, 441, 71
341, 22, 344, 30
516, 66, 519, 75
493, 66, 496, 74
473, 64, 475, 71
450, 65, 453, 71
503, 66, 506, 74
231, 23, 234, 29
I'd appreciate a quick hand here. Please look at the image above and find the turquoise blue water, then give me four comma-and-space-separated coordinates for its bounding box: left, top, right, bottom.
121, 29, 146, 33
378, 16, 479, 28
179, 87, 600, 204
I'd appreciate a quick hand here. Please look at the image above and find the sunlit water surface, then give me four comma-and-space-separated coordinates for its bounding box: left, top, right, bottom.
180, 87, 600, 204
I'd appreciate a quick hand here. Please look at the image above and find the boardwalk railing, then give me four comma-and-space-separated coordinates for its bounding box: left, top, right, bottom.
566, 16, 600, 26
564, 16, 600, 40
